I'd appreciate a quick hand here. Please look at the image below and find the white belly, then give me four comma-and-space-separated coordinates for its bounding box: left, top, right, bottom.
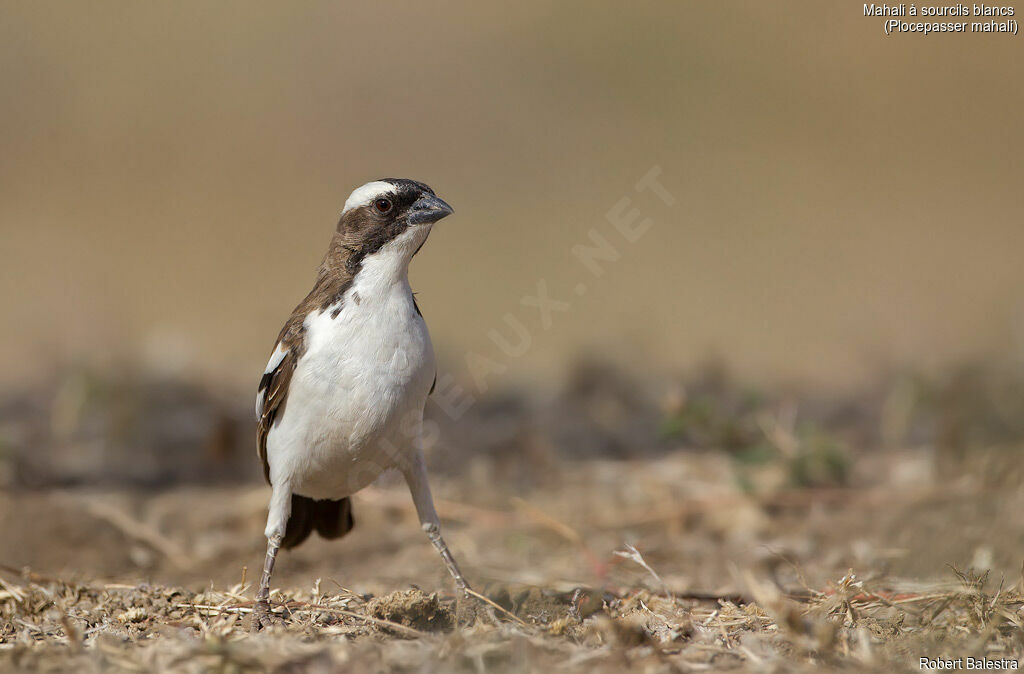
266, 280, 435, 499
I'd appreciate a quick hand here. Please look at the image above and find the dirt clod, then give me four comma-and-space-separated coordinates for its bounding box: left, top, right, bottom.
367, 589, 454, 633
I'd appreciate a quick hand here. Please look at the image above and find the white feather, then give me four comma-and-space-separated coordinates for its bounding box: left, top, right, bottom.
255, 343, 289, 418
342, 180, 395, 214
264, 224, 435, 501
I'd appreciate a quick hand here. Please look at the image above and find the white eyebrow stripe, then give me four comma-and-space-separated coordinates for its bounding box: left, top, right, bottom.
342, 181, 396, 213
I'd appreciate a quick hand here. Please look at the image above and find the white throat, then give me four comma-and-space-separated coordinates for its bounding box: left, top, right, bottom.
350, 224, 432, 300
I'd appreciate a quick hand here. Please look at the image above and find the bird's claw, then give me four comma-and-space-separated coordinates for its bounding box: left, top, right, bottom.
249, 600, 284, 632
452, 583, 478, 626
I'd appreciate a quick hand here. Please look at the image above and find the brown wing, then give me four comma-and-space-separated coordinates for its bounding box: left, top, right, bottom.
256, 344, 297, 484
411, 293, 437, 395
254, 241, 358, 484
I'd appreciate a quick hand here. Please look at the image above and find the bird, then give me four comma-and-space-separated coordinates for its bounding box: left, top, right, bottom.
251, 178, 469, 630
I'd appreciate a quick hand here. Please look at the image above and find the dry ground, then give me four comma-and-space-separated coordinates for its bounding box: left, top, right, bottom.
3, 363, 1024, 671
3, 450, 1024, 673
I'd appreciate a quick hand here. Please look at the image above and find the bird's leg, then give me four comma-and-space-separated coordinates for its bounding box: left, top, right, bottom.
251, 533, 282, 629
251, 483, 291, 632
423, 522, 469, 595
401, 451, 471, 597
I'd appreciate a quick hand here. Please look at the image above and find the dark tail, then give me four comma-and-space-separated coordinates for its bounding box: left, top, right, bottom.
281, 494, 355, 550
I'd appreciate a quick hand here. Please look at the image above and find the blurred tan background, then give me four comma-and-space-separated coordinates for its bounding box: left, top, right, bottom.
5, 7, 1024, 669
2, 1, 1022, 393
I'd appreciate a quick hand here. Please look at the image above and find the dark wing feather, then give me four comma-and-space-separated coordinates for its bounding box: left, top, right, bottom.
256, 345, 297, 484
255, 268, 347, 485
411, 293, 437, 395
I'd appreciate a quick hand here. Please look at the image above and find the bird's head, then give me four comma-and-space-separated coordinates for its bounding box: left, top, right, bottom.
334, 178, 453, 272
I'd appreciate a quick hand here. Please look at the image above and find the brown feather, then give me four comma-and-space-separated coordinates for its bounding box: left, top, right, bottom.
256, 232, 361, 484
256, 179, 438, 545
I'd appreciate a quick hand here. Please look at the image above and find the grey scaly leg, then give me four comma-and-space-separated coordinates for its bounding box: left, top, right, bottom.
251, 533, 282, 631
423, 521, 469, 595
252, 483, 290, 632
402, 451, 471, 596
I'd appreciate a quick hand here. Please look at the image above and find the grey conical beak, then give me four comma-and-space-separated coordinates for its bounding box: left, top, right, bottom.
408, 194, 454, 225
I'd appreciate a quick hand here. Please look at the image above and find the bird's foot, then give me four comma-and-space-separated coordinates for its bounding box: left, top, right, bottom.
454, 583, 525, 627
249, 600, 284, 632
453, 584, 479, 627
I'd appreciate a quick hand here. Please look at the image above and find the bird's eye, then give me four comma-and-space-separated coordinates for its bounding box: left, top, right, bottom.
374, 198, 392, 213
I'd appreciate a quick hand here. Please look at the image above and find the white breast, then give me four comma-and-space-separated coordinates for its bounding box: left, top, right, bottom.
265, 256, 436, 500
